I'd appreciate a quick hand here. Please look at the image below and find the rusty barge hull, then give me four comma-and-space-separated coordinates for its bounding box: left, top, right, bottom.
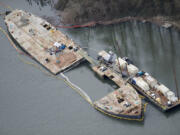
5, 9, 83, 74
94, 104, 144, 120
93, 86, 144, 120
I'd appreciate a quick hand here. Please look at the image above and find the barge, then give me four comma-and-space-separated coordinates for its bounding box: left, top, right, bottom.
94, 85, 144, 120
128, 71, 180, 111
96, 50, 180, 111
4, 9, 84, 75
4, 9, 144, 121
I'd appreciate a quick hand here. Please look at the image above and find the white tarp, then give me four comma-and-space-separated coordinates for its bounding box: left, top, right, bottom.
116, 57, 127, 69
127, 64, 139, 76
170, 97, 178, 102
155, 84, 178, 102
144, 75, 157, 88
53, 42, 61, 47
167, 91, 175, 99
155, 84, 170, 96
103, 54, 111, 62
134, 77, 150, 91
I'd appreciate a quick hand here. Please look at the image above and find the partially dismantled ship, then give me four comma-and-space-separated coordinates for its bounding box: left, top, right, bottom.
94, 85, 143, 120
96, 50, 180, 111
3, 9, 180, 121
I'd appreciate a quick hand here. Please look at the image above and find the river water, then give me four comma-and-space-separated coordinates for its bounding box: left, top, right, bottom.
0, 0, 180, 135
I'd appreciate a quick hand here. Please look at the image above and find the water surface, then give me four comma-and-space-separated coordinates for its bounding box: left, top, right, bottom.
0, 0, 180, 135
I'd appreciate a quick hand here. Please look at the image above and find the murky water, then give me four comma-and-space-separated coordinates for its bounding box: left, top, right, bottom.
0, 0, 180, 135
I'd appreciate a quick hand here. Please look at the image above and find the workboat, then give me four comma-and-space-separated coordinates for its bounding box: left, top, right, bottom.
97, 50, 180, 111
4, 9, 144, 121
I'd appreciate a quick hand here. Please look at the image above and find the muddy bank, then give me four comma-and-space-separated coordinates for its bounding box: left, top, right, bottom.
51, 0, 180, 30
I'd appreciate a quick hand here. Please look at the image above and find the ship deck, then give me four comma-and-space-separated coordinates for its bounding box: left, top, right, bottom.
5, 10, 83, 74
